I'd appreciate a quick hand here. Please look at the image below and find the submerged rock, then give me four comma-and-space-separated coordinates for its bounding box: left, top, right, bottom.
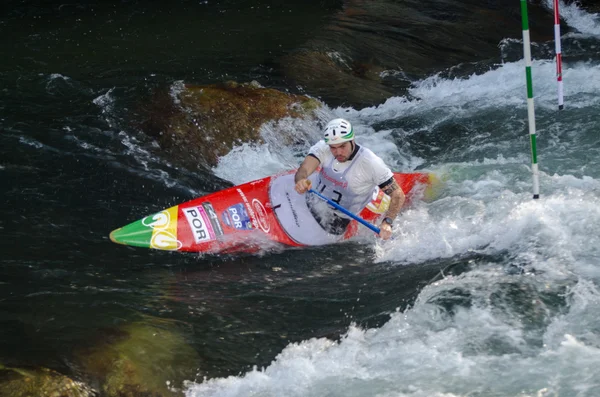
0, 365, 94, 397
75, 319, 199, 397
281, 50, 395, 108
140, 80, 323, 169
280, 0, 566, 108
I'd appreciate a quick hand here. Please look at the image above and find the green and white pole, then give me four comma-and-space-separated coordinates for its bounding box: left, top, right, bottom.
520, 0, 540, 199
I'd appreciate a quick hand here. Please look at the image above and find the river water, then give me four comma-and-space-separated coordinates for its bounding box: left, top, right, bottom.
2, 0, 600, 396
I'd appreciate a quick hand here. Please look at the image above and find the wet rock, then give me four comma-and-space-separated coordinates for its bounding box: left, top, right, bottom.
140, 80, 323, 169
280, 0, 566, 108
74, 319, 199, 397
281, 50, 395, 108
0, 365, 94, 397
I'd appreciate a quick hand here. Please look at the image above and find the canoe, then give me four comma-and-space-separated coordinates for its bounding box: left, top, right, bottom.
109, 171, 439, 254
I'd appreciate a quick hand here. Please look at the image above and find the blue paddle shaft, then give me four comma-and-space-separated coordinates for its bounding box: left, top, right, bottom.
308, 189, 381, 234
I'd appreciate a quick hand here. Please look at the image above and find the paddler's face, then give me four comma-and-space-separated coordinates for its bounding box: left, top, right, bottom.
328, 141, 353, 162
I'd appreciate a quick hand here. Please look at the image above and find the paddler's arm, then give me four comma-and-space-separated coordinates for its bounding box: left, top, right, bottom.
378, 178, 405, 240
294, 155, 320, 194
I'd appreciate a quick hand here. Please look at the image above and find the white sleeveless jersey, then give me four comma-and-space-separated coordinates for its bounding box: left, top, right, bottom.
308, 140, 393, 215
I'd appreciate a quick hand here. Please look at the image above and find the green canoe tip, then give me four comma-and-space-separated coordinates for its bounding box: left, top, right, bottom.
109, 219, 154, 248
109, 228, 121, 244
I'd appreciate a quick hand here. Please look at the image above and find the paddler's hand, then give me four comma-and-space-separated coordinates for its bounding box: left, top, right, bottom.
294, 178, 312, 194
378, 222, 393, 240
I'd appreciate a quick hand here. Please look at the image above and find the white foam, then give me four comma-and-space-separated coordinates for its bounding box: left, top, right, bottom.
339, 60, 600, 125
48, 73, 70, 81
212, 142, 291, 184
186, 272, 600, 397
190, 15, 600, 396
214, 57, 600, 184
170, 80, 186, 105
542, 0, 600, 36
213, 116, 327, 184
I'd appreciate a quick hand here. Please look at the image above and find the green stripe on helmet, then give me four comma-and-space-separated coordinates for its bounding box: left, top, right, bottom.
341, 129, 354, 140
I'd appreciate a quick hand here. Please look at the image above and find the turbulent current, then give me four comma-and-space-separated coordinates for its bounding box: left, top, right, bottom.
2, 1, 600, 396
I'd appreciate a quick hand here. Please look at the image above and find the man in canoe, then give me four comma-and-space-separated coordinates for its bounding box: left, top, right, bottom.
294, 118, 404, 240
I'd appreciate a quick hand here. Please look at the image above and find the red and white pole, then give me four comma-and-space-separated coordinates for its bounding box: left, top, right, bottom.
554, 0, 564, 110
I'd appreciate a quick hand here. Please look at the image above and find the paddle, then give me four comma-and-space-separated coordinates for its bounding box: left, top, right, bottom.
308, 188, 381, 234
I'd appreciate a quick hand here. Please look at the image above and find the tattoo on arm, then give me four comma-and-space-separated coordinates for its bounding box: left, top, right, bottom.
382, 180, 399, 196
382, 180, 405, 221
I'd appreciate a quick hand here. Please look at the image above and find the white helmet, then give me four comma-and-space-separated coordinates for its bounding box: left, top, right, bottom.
323, 118, 354, 145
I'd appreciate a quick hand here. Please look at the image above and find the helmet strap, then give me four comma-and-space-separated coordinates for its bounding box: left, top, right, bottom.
347, 141, 359, 161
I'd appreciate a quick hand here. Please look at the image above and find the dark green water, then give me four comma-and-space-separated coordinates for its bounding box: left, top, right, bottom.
0, 0, 452, 381
3, 1, 600, 396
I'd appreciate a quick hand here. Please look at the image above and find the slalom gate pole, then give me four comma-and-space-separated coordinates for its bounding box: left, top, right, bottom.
554, 0, 564, 110
520, 0, 541, 199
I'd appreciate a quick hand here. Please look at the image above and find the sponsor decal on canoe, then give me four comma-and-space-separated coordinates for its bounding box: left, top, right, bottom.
251, 198, 270, 233
222, 203, 253, 230
236, 188, 258, 229
142, 211, 170, 229
142, 206, 182, 250
183, 206, 216, 243
151, 230, 182, 250
202, 202, 224, 236
366, 188, 390, 214
284, 192, 300, 227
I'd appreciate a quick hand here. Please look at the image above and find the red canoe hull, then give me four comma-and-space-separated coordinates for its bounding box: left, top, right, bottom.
110, 171, 438, 254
